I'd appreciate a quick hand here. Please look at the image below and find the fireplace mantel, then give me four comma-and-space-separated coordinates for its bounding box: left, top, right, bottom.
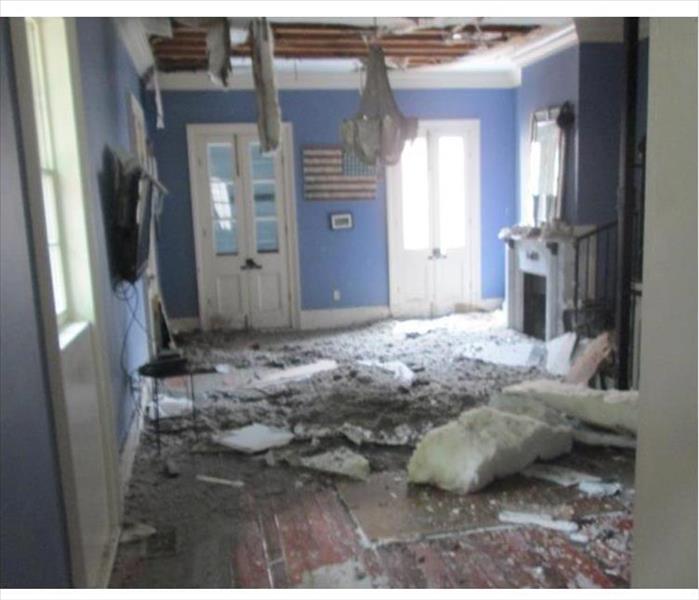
503, 226, 595, 341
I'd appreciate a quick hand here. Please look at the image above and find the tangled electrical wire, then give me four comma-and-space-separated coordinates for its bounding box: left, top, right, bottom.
115, 280, 155, 420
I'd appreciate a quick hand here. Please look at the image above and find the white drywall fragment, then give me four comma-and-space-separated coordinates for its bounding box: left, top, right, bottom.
299, 447, 370, 481
522, 463, 602, 487
358, 360, 415, 385
569, 532, 590, 544
572, 427, 637, 449
120, 522, 157, 544
490, 392, 573, 429
578, 480, 622, 497
148, 395, 193, 420
546, 332, 577, 376
195, 474, 245, 488
256, 359, 338, 387
498, 379, 638, 434
498, 510, 579, 532
213, 423, 294, 454
407, 407, 572, 494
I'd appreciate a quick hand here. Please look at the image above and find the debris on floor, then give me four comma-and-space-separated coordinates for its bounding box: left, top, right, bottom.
498, 510, 579, 532
163, 458, 180, 478
147, 395, 193, 420
111, 312, 636, 589
407, 407, 572, 493
572, 427, 637, 449
545, 332, 577, 376
212, 423, 294, 454
256, 359, 338, 387
120, 522, 157, 544
195, 474, 245, 488
578, 481, 623, 497
298, 447, 371, 481
358, 359, 415, 385
497, 379, 638, 434
565, 332, 613, 385
522, 463, 602, 487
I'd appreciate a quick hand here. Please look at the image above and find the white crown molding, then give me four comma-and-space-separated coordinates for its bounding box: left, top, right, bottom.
511, 24, 578, 69
154, 66, 520, 92
115, 17, 154, 76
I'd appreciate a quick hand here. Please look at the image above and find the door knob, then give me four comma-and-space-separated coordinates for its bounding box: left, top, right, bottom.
241, 258, 262, 270
428, 248, 447, 260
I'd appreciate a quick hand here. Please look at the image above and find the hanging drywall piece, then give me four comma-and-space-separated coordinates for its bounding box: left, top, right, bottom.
341, 46, 417, 166
206, 18, 232, 87
250, 18, 281, 153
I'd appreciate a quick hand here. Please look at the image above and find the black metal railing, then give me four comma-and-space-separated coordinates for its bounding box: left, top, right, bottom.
571, 221, 619, 338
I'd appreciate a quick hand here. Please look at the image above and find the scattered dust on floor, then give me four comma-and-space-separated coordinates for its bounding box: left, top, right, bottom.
110, 311, 635, 588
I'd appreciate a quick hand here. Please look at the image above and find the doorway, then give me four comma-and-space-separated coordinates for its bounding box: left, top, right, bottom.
188, 124, 299, 331
387, 120, 481, 318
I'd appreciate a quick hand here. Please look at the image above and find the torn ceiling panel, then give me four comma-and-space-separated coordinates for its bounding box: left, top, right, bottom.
148, 19, 543, 72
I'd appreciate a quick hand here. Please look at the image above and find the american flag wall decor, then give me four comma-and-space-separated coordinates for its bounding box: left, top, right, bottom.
303, 146, 377, 200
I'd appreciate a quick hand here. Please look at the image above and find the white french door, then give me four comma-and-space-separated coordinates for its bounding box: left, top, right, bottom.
189, 124, 294, 330
387, 120, 481, 318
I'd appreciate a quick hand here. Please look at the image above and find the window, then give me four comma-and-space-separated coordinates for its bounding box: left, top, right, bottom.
26, 18, 68, 323
437, 135, 466, 250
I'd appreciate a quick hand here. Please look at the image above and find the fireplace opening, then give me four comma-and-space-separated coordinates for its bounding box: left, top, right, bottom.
523, 273, 547, 340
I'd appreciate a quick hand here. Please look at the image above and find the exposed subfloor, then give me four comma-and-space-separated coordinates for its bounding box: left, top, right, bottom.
110, 311, 634, 588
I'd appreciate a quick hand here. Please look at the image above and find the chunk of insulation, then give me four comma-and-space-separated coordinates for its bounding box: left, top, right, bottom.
407, 407, 573, 494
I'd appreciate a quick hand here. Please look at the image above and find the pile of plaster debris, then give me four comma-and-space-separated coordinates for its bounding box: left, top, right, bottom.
144, 314, 635, 490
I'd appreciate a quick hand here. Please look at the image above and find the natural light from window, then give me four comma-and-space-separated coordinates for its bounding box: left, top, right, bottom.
401, 136, 429, 250
438, 135, 466, 250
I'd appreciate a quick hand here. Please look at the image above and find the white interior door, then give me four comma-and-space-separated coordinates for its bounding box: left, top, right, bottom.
388, 120, 481, 318
190, 125, 292, 330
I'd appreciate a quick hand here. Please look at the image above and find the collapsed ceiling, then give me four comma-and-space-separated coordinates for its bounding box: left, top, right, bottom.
149, 19, 541, 72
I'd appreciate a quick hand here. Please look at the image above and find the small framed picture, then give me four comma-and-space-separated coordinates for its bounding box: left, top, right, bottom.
330, 212, 353, 230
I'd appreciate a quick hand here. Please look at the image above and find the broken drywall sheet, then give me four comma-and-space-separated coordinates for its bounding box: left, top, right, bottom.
498, 510, 579, 532
545, 332, 577, 376
522, 463, 602, 487
147, 395, 193, 420
358, 360, 415, 385
578, 480, 622, 497
298, 558, 385, 588
212, 423, 294, 454
489, 391, 574, 429
299, 447, 370, 481
407, 407, 572, 494
498, 379, 638, 434
255, 359, 338, 387
195, 474, 245, 488
565, 331, 612, 385
120, 522, 156, 544
572, 427, 637, 449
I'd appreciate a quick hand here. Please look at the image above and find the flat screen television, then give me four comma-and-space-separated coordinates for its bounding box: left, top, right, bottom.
109, 148, 156, 284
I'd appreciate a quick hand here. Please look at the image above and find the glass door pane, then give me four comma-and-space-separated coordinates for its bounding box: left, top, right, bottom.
249, 142, 279, 253
437, 135, 466, 250
206, 143, 239, 255
400, 137, 429, 250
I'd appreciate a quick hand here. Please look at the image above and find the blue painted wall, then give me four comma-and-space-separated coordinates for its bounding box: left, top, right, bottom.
0, 18, 71, 587
76, 18, 149, 446
516, 46, 580, 223
147, 87, 517, 317
577, 43, 625, 225
516, 43, 627, 226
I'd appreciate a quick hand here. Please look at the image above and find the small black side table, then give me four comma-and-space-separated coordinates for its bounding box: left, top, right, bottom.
138, 356, 216, 453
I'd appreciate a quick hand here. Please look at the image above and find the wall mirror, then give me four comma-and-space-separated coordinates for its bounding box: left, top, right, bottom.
527, 102, 574, 225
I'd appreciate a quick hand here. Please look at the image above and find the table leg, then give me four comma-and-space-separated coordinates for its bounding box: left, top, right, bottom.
154, 378, 161, 454
190, 373, 197, 439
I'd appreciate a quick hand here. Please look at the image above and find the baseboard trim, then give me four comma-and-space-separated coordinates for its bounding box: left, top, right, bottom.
299, 305, 390, 330
168, 316, 200, 333
118, 380, 148, 503
456, 297, 504, 312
